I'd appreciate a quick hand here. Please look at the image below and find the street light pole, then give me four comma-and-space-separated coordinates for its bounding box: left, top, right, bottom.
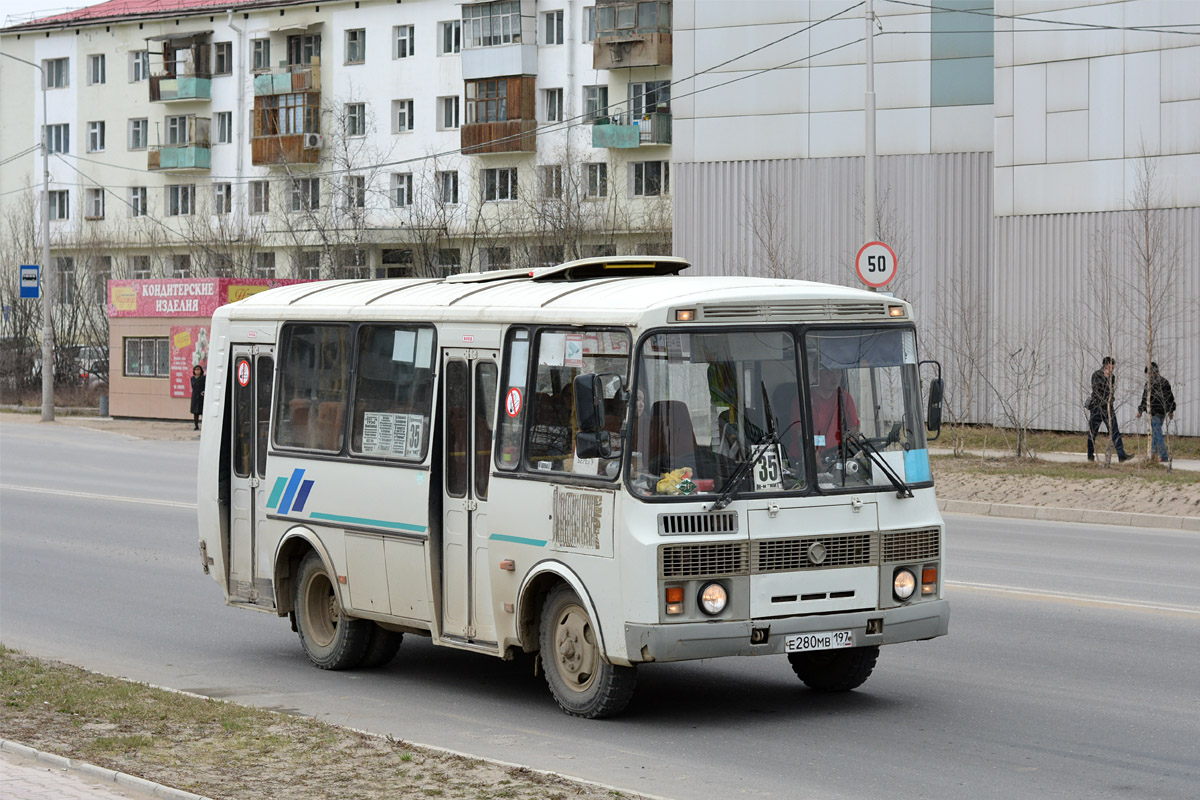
1, 50, 56, 421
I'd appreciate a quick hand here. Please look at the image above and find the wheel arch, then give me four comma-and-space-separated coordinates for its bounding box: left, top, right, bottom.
517, 560, 609, 660
274, 526, 341, 617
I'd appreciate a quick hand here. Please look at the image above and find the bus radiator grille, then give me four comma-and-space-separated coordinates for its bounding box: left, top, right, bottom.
659, 542, 749, 579
657, 512, 739, 536
881, 528, 941, 562
753, 533, 874, 573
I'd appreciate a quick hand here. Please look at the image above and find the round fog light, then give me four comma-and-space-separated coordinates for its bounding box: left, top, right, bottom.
698, 582, 728, 616
893, 568, 917, 600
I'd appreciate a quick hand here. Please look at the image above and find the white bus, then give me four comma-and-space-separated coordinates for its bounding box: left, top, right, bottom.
197, 256, 949, 718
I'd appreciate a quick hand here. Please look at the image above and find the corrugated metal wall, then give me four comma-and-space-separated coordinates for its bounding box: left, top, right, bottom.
674, 154, 1198, 437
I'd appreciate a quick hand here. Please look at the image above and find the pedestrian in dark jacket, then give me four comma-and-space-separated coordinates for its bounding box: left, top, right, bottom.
1137, 362, 1176, 462
1086, 356, 1132, 462
190, 365, 206, 431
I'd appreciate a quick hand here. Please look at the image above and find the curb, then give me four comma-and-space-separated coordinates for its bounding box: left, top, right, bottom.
0, 739, 212, 800
938, 499, 1200, 532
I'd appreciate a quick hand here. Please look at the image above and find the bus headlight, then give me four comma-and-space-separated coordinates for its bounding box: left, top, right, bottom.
893, 568, 917, 601
698, 582, 728, 616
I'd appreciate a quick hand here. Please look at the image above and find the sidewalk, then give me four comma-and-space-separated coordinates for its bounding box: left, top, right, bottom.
0, 741, 208, 800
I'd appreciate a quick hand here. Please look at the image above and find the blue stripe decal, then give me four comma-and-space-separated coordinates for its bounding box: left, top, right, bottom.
489, 533, 548, 547
266, 477, 288, 510
277, 468, 306, 515
292, 480, 315, 513
309, 511, 426, 533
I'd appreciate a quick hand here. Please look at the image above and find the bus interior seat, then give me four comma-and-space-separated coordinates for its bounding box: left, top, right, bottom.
648, 400, 698, 476
288, 398, 316, 445
316, 401, 345, 451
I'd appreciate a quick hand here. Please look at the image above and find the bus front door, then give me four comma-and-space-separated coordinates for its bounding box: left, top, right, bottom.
228, 345, 275, 606
441, 349, 499, 645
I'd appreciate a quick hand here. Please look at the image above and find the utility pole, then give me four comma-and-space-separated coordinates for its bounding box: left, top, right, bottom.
2, 51, 56, 420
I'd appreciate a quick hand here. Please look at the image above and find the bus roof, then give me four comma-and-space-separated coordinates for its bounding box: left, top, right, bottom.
219, 258, 909, 326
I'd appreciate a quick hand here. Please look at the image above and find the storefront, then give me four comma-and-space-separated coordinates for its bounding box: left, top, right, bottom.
107, 278, 310, 420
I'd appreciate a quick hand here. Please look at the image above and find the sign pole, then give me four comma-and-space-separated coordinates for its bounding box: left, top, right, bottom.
864, 0, 877, 292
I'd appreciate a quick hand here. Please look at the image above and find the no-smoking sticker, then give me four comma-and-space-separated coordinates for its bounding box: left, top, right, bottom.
236, 360, 250, 387
505, 387, 522, 417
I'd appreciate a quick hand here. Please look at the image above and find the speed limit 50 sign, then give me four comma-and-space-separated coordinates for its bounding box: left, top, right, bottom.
855, 241, 897, 288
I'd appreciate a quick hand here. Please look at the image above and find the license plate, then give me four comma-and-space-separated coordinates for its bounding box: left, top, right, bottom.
785, 630, 854, 653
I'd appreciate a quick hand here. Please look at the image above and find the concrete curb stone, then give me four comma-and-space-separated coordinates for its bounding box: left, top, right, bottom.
0, 739, 211, 800
938, 499, 1199, 531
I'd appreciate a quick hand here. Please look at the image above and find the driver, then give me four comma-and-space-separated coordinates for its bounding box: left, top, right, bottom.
810, 366, 860, 461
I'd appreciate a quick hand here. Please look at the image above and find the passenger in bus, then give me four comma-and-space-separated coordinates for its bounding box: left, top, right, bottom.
707, 362, 764, 460
810, 366, 860, 462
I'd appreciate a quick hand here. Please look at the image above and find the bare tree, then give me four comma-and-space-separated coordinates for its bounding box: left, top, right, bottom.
931, 272, 989, 455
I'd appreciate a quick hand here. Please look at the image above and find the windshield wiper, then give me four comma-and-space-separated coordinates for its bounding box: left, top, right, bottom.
848, 432, 913, 498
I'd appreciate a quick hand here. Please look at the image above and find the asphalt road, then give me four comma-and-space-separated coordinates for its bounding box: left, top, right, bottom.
2, 418, 1198, 800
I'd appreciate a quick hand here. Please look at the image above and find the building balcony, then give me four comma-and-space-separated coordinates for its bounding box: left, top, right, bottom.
149, 73, 211, 102
148, 144, 211, 171
593, 32, 672, 69
253, 61, 321, 96
461, 119, 537, 155
592, 111, 672, 148
252, 133, 322, 166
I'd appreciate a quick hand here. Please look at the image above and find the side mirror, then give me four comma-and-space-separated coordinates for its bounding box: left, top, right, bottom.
573, 373, 605, 433
926, 377, 944, 438
575, 430, 614, 460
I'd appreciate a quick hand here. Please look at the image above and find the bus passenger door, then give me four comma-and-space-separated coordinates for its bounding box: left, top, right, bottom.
228, 345, 275, 606
441, 349, 499, 644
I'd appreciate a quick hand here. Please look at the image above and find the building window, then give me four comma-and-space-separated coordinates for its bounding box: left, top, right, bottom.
438, 170, 459, 204
439, 96, 460, 130
252, 39, 271, 71
216, 112, 232, 144
57, 257, 76, 304
256, 93, 321, 136
345, 29, 366, 64
583, 6, 596, 43
90, 255, 112, 304
295, 251, 321, 279
394, 25, 415, 58
482, 167, 518, 201
128, 118, 148, 150
213, 182, 232, 215
49, 190, 69, 221
380, 249, 414, 278
172, 254, 192, 278
85, 188, 105, 220
544, 88, 562, 122
585, 162, 608, 198
586, 244, 617, 258
86, 121, 106, 153
250, 180, 269, 214
466, 79, 507, 123
584, 85, 609, 122
129, 255, 152, 279
167, 184, 196, 216
630, 80, 670, 115
344, 175, 366, 209
346, 102, 366, 137
633, 160, 669, 196
290, 177, 320, 211
539, 164, 562, 199
544, 10, 564, 45
440, 20, 461, 54
254, 252, 276, 278
124, 337, 170, 378
88, 54, 106, 85
44, 124, 69, 154
438, 248, 461, 274
43, 58, 69, 89
393, 99, 414, 133
166, 115, 190, 146
463, 1, 522, 48
484, 247, 511, 270
391, 173, 413, 207
129, 187, 148, 217
130, 51, 149, 82
287, 34, 321, 66
597, 1, 671, 36
214, 42, 233, 75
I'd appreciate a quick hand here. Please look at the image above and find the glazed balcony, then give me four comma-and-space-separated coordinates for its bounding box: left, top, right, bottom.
148, 116, 210, 171
591, 110, 672, 148
253, 60, 321, 96
593, 0, 672, 69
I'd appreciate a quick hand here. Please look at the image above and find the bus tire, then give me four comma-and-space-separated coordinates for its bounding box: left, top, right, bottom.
359, 624, 403, 669
294, 551, 369, 670
787, 645, 879, 692
539, 584, 636, 719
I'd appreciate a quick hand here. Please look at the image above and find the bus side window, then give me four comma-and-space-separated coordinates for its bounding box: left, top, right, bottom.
495, 328, 529, 471
273, 324, 350, 452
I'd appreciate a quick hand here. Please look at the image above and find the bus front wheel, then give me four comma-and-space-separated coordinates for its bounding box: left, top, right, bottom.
787, 645, 879, 692
539, 585, 636, 719
294, 551, 370, 670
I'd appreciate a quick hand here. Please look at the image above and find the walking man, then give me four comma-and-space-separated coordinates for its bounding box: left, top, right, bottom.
1137, 362, 1176, 462
1086, 356, 1132, 462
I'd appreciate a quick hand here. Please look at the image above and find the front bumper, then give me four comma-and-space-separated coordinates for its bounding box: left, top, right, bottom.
624, 598, 949, 663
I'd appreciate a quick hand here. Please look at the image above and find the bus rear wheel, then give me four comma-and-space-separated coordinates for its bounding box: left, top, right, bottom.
294, 551, 369, 670
788, 645, 879, 692
539, 585, 636, 719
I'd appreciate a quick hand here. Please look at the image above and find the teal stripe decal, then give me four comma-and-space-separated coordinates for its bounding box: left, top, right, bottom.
309, 511, 427, 533
266, 477, 288, 510
489, 533, 548, 547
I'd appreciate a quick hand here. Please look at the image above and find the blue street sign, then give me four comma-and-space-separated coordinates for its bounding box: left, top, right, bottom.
20, 265, 39, 299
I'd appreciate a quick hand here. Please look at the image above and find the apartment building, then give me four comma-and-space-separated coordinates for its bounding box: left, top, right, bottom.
0, 0, 675, 296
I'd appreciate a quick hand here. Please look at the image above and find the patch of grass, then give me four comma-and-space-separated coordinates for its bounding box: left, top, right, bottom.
931, 453, 1200, 485
936, 424, 1200, 460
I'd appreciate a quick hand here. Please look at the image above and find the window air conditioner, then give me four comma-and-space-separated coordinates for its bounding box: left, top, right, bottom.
303, 133, 323, 150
